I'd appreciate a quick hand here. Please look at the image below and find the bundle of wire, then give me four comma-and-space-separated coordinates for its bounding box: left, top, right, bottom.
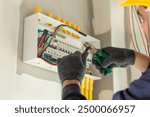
128, 6, 150, 56
38, 24, 81, 56
38, 24, 82, 65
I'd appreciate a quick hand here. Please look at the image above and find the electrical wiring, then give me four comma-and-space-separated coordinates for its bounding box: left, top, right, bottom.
38, 24, 81, 57
41, 58, 57, 66
131, 6, 141, 53
43, 53, 57, 65
132, 6, 148, 55
38, 24, 66, 57
38, 36, 55, 57
127, 7, 138, 52
38, 34, 47, 48
38, 29, 48, 48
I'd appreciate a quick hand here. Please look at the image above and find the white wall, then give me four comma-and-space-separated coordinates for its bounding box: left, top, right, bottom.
0, 0, 21, 99
0, 0, 92, 99
12, 74, 61, 100
92, 0, 111, 35
93, 31, 114, 100
0, 0, 62, 99
110, 0, 129, 92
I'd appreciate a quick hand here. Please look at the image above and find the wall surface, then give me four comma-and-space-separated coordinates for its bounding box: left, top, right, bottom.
12, 74, 61, 99
0, 0, 62, 99
92, 0, 111, 35
87, 0, 113, 100
93, 31, 113, 100
0, 0, 21, 99
110, 0, 129, 93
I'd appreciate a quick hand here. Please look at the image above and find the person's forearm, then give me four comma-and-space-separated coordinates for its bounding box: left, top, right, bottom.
134, 52, 150, 73
63, 80, 80, 88
62, 80, 86, 100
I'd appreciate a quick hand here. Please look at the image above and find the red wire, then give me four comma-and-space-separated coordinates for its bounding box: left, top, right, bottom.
39, 26, 67, 65
127, 7, 138, 52
132, 6, 148, 55
38, 34, 46, 48
52, 24, 67, 34
38, 24, 68, 57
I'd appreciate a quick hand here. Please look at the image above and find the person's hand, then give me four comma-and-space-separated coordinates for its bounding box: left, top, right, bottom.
57, 51, 88, 84
92, 47, 135, 75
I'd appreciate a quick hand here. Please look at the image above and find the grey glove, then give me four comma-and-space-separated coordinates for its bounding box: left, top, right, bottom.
92, 47, 135, 75
57, 51, 88, 84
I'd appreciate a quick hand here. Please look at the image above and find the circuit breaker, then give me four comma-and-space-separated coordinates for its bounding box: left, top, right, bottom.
23, 12, 101, 81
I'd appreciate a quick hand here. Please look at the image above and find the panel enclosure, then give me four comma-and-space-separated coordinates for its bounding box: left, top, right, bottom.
23, 13, 101, 80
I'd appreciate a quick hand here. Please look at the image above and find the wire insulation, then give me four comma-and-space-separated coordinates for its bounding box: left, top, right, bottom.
38, 24, 82, 57
132, 6, 148, 55
127, 7, 138, 52
131, 6, 141, 52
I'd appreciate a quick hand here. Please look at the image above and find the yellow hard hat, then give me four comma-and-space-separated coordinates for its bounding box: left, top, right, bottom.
120, 0, 150, 7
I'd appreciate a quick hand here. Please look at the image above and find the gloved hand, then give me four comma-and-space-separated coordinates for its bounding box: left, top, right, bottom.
92, 47, 135, 75
57, 51, 88, 84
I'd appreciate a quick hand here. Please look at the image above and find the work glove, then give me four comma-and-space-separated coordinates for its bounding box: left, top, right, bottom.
92, 47, 135, 76
57, 51, 88, 84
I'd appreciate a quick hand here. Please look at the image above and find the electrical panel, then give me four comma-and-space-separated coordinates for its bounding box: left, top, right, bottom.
23, 12, 101, 80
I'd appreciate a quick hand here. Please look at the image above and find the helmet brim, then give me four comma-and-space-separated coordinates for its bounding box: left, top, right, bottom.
120, 1, 150, 7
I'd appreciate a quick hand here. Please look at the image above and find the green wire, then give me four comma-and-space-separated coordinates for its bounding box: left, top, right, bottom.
131, 7, 141, 52
38, 26, 64, 55
147, 41, 150, 56
43, 53, 57, 64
